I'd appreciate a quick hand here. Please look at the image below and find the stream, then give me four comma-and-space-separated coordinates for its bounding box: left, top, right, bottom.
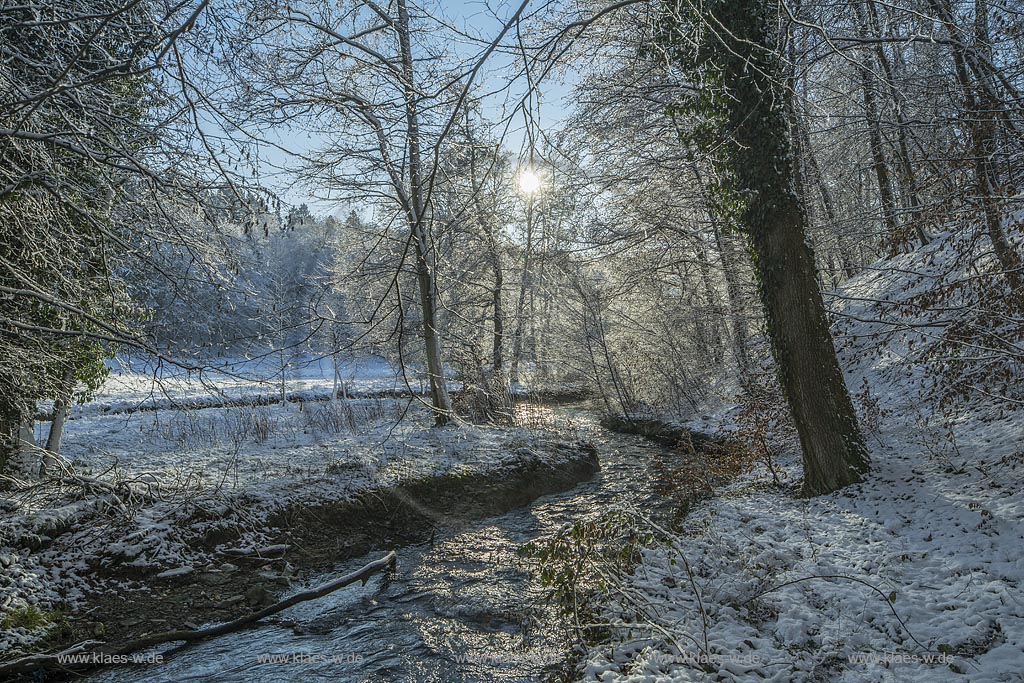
86, 404, 674, 683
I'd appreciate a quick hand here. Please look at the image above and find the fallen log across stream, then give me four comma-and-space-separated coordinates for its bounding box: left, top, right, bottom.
0, 551, 397, 678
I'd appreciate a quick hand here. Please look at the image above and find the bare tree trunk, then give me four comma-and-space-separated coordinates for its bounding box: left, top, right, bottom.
463, 121, 506, 377
597, 313, 633, 417
44, 399, 67, 453
488, 240, 505, 374
799, 108, 859, 279
787, 35, 855, 285
583, 292, 632, 418
466, 140, 511, 420
279, 348, 287, 405
583, 324, 615, 416
694, 251, 725, 368
331, 362, 339, 400
858, 54, 900, 241
331, 348, 345, 401
685, 153, 752, 384
929, 0, 1022, 293
861, 0, 929, 246
510, 195, 534, 384
788, 85, 834, 287
397, 0, 452, 424
39, 398, 67, 477
715, 229, 752, 382
703, 0, 870, 495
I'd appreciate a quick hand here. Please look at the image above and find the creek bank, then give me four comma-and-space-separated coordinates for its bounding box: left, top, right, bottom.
5, 440, 599, 678
24, 404, 712, 683
513, 385, 593, 404
599, 413, 717, 449
599, 413, 752, 515
268, 441, 600, 565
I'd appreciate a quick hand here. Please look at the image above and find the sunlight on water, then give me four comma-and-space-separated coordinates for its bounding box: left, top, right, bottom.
85, 405, 666, 683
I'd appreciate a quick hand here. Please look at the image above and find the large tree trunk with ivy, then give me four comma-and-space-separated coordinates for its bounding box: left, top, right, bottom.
695, 0, 870, 495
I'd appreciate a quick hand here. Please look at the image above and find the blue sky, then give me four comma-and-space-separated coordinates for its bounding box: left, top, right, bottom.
235, 0, 578, 216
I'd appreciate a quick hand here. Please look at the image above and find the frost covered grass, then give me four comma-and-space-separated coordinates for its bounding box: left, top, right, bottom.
57, 397, 406, 486
580, 234, 1024, 683
0, 360, 579, 658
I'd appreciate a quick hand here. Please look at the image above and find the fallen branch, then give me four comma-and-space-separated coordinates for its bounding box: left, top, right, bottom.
0, 550, 397, 677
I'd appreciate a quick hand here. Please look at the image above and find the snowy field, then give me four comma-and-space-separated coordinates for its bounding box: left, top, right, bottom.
56, 353, 413, 419
46, 354, 413, 481
582, 236, 1024, 683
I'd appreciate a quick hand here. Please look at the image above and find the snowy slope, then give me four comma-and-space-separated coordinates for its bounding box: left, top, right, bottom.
580, 231, 1024, 682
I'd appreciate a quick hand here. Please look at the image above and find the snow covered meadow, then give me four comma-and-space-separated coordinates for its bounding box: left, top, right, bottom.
51, 354, 410, 478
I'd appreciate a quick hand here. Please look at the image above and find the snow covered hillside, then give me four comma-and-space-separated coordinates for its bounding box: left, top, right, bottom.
580, 233, 1024, 682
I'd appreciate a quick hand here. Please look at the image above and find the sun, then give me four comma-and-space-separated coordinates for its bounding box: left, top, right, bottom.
517, 169, 543, 195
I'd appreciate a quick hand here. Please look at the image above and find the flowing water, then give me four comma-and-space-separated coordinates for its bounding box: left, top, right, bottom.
88, 404, 672, 683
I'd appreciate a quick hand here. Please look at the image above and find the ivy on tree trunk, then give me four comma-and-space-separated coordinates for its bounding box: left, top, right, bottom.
664, 0, 871, 495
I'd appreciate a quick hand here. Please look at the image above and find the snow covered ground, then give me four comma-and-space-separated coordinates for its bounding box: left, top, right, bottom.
22, 353, 432, 491
0, 355, 574, 657
581, 235, 1024, 682
57, 353, 412, 419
